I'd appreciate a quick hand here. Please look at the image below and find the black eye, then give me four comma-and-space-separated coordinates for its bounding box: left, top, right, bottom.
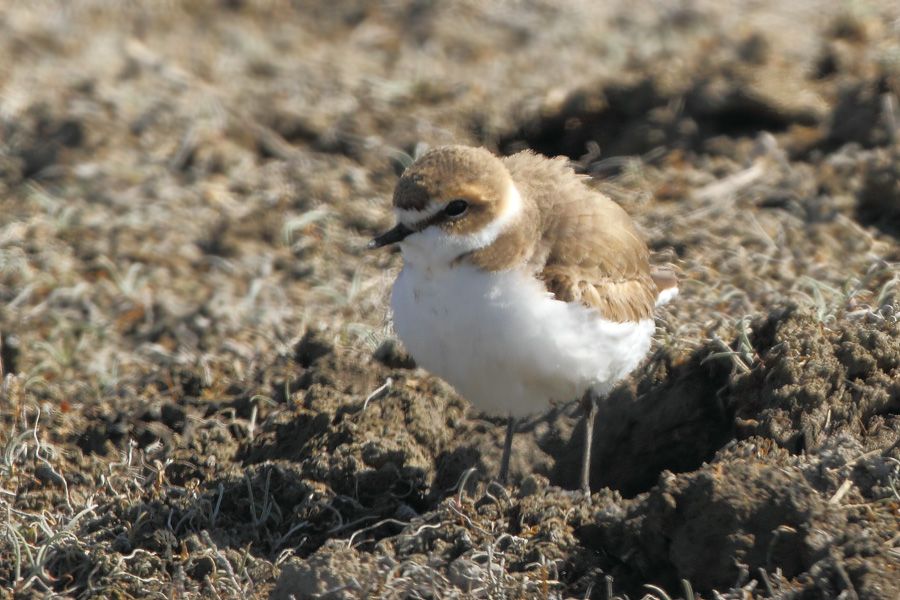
444, 199, 469, 217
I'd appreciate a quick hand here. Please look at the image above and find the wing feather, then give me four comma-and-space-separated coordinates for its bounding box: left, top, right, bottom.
503, 150, 669, 322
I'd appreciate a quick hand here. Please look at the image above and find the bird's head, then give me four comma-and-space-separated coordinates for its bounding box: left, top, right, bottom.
369, 145, 522, 265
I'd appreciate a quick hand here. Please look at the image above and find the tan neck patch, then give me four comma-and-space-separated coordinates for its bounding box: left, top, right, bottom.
457, 189, 538, 271
459, 221, 530, 271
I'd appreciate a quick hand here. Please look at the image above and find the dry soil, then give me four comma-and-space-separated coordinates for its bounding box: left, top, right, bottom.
1, 1, 899, 599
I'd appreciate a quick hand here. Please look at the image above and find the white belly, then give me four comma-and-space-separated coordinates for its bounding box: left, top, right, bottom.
391, 263, 655, 417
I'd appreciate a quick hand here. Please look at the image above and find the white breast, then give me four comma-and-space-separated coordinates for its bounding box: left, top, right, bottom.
390, 262, 655, 417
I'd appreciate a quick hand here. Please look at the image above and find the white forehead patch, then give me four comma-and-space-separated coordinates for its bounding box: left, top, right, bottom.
395, 201, 443, 228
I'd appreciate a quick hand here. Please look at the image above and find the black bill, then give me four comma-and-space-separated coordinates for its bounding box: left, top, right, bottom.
368, 223, 414, 249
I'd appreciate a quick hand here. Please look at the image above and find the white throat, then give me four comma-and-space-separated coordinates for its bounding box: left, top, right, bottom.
397, 182, 523, 269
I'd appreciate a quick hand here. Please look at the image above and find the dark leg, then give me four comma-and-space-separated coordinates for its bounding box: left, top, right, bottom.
580, 389, 598, 495
499, 416, 517, 484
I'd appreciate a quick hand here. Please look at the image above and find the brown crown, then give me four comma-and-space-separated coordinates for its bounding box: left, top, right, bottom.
393, 146, 510, 212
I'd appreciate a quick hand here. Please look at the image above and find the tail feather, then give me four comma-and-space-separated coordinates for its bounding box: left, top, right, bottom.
655, 285, 679, 307
651, 267, 678, 307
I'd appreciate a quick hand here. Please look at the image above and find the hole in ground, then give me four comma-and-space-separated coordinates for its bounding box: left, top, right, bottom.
497, 76, 811, 164
546, 344, 735, 497
856, 153, 900, 239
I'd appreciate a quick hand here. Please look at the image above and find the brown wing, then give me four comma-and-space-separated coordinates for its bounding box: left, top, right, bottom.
540, 267, 660, 322
503, 151, 661, 323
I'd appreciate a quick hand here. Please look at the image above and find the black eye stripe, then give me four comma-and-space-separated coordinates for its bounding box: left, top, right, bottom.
444, 199, 469, 217
409, 199, 470, 231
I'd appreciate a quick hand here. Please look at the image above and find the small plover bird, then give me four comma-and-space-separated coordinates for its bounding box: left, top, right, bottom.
370, 145, 677, 493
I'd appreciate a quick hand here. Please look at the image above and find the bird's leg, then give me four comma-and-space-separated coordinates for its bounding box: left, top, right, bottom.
580, 389, 598, 496
499, 416, 517, 485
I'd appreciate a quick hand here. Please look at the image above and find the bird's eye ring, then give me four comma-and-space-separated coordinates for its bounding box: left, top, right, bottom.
444, 199, 469, 217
